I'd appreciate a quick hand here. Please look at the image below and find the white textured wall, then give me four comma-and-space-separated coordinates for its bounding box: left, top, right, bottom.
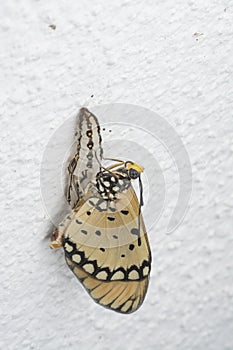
1, 1, 233, 349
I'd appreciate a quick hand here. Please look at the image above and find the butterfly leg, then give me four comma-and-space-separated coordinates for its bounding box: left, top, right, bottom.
50, 211, 75, 249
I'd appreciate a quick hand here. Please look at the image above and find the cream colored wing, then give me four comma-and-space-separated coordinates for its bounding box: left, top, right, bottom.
63, 186, 151, 314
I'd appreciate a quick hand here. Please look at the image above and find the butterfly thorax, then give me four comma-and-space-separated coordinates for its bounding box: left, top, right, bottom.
95, 169, 131, 200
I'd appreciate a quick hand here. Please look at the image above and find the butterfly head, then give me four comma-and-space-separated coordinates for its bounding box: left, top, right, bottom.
125, 162, 144, 180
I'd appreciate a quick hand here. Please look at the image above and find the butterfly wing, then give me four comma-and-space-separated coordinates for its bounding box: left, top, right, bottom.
63, 186, 151, 314
67, 108, 103, 208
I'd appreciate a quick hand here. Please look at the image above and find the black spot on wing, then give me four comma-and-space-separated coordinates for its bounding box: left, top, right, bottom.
131, 228, 141, 246
109, 206, 116, 212
131, 228, 139, 236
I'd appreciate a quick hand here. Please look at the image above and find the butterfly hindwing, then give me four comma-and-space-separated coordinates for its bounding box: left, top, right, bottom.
63, 186, 151, 314
66, 258, 149, 313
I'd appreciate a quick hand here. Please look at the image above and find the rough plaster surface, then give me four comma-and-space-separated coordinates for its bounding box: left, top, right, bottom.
1, 1, 233, 349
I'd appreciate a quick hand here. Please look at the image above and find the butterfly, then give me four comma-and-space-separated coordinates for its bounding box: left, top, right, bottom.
50, 108, 151, 314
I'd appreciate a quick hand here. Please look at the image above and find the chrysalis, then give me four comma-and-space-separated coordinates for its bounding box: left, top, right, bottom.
67, 107, 103, 208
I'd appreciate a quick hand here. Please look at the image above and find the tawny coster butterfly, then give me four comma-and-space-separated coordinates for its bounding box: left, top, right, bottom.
50, 108, 151, 314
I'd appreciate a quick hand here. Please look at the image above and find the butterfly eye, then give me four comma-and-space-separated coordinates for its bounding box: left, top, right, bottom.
129, 168, 139, 179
